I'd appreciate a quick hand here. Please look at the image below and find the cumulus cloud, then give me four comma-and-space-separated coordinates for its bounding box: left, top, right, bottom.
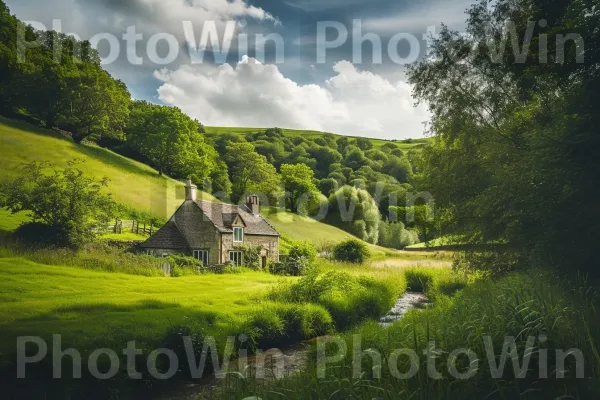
154, 59, 428, 139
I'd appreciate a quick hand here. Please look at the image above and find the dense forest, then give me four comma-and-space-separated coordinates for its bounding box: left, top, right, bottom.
0, 0, 425, 249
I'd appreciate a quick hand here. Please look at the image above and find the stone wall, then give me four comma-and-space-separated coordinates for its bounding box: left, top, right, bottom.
173, 200, 221, 265
220, 233, 279, 264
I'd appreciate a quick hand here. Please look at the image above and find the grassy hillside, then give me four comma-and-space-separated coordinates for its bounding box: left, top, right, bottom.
262, 207, 393, 256
0, 118, 387, 251
205, 126, 431, 151
0, 117, 217, 220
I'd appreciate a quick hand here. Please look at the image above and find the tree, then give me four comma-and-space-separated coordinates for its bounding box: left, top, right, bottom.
55, 62, 130, 144
326, 186, 380, 244
126, 101, 216, 179
308, 146, 343, 178
224, 142, 282, 204
280, 164, 319, 213
318, 178, 339, 197
355, 137, 373, 151
0, 161, 116, 247
343, 147, 368, 170
209, 160, 233, 200
407, 0, 600, 276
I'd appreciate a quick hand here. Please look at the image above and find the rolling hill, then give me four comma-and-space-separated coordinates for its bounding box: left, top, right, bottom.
205, 126, 431, 151
0, 117, 389, 253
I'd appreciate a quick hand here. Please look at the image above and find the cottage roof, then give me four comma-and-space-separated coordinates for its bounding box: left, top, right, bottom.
194, 200, 279, 236
139, 219, 188, 250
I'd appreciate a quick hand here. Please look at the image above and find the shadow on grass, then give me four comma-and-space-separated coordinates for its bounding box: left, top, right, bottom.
53, 299, 183, 314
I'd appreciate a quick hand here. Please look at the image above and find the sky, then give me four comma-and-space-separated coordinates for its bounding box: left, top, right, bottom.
6, 0, 473, 139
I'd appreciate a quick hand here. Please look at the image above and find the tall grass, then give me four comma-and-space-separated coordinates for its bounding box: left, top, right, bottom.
267, 269, 406, 330
0, 241, 166, 276
211, 270, 600, 399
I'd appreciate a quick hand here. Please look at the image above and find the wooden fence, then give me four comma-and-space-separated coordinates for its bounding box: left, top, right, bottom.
106, 220, 158, 236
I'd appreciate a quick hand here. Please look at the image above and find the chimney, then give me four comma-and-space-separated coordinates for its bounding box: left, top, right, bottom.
246, 195, 260, 215
185, 180, 197, 201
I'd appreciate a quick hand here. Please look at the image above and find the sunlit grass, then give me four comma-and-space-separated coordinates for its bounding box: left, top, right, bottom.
0, 117, 216, 220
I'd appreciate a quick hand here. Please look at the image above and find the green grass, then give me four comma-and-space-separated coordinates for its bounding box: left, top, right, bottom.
0, 117, 216, 220
262, 207, 391, 256
205, 126, 431, 151
0, 257, 286, 354
211, 270, 600, 399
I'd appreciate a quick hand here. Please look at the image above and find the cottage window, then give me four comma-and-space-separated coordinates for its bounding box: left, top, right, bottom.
233, 227, 244, 243
193, 250, 209, 266
229, 251, 243, 266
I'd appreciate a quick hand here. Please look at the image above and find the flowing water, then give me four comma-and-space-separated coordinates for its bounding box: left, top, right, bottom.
158, 292, 429, 399
379, 292, 431, 327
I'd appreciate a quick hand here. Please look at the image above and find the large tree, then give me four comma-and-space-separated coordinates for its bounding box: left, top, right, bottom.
224, 142, 282, 204
126, 101, 216, 179
408, 0, 600, 275
280, 163, 319, 213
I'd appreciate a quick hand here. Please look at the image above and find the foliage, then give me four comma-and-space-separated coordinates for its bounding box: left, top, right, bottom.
216, 270, 600, 399
287, 240, 317, 264
378, 220, 420, 249
407, 0, 600, 277
267, 269, 403, 329
224, 142, 282, 204
0, 6, 129, 143
0, 161, 116, 247
237, 244, 263, 271
167, 254, 202, 277
126, 100, 216, 179
326, 186, 380, 244
280, 163, 320, 213
332, 239, 371, 264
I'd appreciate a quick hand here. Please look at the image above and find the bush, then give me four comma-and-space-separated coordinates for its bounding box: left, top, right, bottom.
287, 240, 317, 264
404, 268, 434, 292
242, 303, 333, 349
332, 239, 370, 264
267, 270, 403, 330
167, 255, 201, 277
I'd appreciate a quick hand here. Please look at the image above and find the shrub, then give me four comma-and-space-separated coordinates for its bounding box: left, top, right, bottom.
332, 239, 370, 264
242, 303, 333, 349
0, 161, 117, 248
238, 245, 263, 270
167, 255, 201, 277
287, 240, 317, 264
404, 268, 434, 292
266, 270, 403, 330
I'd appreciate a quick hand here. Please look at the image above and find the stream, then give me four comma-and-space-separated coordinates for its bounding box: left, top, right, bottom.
157, 291, 429, 400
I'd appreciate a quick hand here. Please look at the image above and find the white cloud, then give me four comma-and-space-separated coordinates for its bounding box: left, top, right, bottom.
154, 59, 429, 139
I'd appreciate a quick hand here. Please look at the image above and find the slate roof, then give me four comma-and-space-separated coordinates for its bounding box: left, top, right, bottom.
194, 200, 279, 236
139, 220, 188, 249
141, 200, 279, 250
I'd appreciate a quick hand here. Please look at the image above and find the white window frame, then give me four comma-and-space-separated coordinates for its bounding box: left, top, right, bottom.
229, 251, 243, 266
193, 250, 209, 266
233, 227, 244, 243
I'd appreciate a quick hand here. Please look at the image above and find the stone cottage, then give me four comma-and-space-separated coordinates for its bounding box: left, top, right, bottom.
140, 181, 280, 268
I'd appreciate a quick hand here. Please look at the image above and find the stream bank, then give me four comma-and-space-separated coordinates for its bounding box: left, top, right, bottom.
158, 291, 430, 399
